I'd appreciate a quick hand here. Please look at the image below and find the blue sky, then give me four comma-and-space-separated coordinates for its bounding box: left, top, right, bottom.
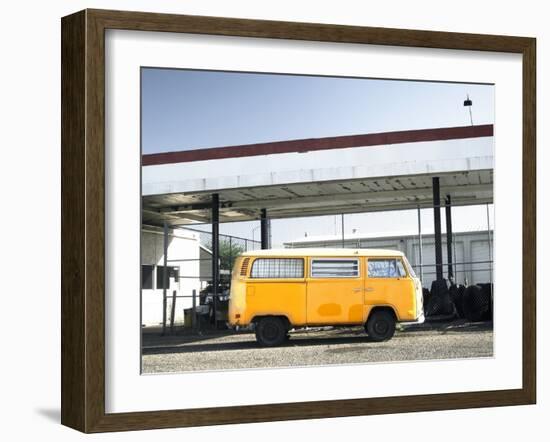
141, 68, 494, 154
141, 68, 494, 244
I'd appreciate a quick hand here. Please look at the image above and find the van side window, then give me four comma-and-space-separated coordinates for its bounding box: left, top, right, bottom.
250, 258, 304, 278
311, 258, 360, 278
368, 259, 407, 278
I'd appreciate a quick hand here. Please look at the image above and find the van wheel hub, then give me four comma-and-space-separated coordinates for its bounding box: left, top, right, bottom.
263, 323, 279, 340
374, 320, 389, 335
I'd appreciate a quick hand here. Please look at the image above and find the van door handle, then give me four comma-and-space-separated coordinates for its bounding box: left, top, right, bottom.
352, 288, 362, 292
365, 287, 375, 292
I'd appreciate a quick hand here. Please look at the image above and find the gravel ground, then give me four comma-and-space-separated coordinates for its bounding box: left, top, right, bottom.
141, 320, 493, 374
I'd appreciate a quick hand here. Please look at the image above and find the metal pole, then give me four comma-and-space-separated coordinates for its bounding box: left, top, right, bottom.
417, 205, 423, 284
341, 213, 345, 248
445, 195, 454, 281
162, 221, 168, 335
211, 193, 219, 327
170, 290, 176, 333
192, 289, 197, 332
260, 208, 269, 250
465, 94, 474, 126
453, 232, 458, 284
268, 218, 272, 249
432, 177, 443, 281
229, 236, 233, 278
486, 204, 493, 284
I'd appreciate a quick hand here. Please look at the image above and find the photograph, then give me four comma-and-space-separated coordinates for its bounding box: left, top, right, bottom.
140, 68, 495, 374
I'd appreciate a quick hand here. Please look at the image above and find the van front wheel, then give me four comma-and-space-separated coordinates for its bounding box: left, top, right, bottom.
366, 311, 396, 342
255, 317, 287, 347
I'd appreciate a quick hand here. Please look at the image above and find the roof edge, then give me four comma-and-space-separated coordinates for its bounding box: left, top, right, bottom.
241, 248, 405, 257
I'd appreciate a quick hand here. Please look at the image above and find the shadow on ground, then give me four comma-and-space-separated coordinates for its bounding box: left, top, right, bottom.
35, 408, 60, 423
141, 320, 493, 356
143, 333, 387, 355
403, 319, 493, 334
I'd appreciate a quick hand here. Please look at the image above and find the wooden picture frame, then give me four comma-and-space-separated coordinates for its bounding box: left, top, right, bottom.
61, 9, 536, 433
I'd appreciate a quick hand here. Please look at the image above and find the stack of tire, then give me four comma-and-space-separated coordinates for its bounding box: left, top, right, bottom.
423, 281, 493, 322
461, 283, 493, 321
422, 288, 431, 311
424, 279, 455, 317
449, 283, 466, 318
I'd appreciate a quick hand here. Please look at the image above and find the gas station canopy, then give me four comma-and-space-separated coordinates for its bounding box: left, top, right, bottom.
141, 124, 493, 226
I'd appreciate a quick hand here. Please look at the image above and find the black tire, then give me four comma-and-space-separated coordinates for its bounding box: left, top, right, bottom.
478, 283, 494, 320
462, 284, 490, 322
426, 279, 454, 317
366, 310, 396, 342
422, 288, 431, 309
255, 317, 287, 347
454, 284, 466, 318
430, 279, 449, 298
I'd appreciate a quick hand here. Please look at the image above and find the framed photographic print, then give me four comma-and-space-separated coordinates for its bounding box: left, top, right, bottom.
61, 9, 536, 433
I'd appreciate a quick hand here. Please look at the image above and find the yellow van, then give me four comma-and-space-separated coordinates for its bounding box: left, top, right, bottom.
228, 248, 424, 346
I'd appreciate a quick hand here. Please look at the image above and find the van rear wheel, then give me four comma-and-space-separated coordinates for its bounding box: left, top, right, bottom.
366, 310, 396, 342
255, 317, 287, 347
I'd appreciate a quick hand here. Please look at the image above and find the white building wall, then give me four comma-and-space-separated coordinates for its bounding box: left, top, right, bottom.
141, 229, 201, 327
199, 246, 213, 289
471, 240, 492, 284
412, 238, 465, 287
